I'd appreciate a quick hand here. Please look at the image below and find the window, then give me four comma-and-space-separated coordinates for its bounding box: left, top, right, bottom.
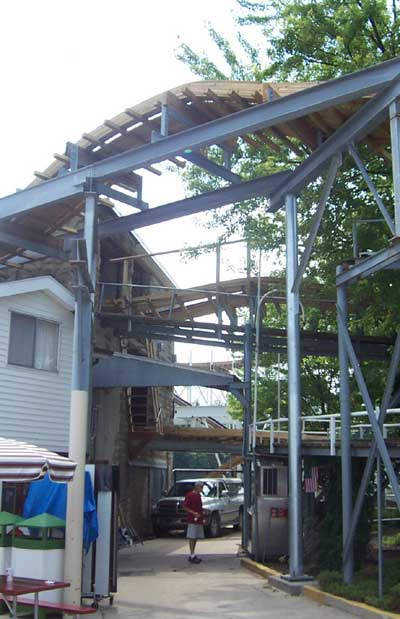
218, 481, 228, 497
226, 481, 242, 497
262, 468, 278, 496
167, 481, 217, 497
8, 312, 59, 372
202, 482, 217, 497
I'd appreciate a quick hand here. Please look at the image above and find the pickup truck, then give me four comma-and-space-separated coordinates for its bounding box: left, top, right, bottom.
152, 477, 243, 538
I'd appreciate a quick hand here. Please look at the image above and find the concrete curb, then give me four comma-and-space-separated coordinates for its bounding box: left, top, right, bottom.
240, 558, 303, 596
241, 558, 400, 619
241, 557, 312, 595
303, 585, 400, 619
241, 557, 281, 579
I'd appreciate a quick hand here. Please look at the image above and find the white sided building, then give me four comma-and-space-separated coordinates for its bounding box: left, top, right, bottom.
0, 276, 74, 453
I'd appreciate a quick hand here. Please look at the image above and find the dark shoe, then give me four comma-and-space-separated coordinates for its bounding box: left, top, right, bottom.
188, 556, 202, 564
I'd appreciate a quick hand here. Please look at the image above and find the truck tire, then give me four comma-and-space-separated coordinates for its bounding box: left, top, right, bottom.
207, 512, 221, 538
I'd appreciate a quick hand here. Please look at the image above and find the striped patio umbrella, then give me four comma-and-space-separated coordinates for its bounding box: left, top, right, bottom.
0, 437, 76, 482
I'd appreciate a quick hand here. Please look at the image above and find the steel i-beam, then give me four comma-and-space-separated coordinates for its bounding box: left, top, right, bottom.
285, 194, 304, 579
390, 98, 400, 235
242, 322, 252, 555
337, 266, 354, 583
2, 58, 400, 219
336, 243, 400, 286
270, 74, 400, 211
97, 171, 290, 238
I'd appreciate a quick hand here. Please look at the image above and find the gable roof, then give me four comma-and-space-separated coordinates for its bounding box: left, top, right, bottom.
0, 276, 74, 311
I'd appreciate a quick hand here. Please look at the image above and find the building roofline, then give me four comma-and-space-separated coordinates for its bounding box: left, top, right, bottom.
0, 276, 74, 311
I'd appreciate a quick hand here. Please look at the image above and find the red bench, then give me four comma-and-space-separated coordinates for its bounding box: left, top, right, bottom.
6, 597, 97, 618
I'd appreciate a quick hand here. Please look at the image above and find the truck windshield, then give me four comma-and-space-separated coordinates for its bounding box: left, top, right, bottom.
167, 481, 217, 497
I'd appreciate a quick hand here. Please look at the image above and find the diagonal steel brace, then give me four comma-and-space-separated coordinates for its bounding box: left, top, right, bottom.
292, 154, 341, 293
338, 308, 400, 505
349, 144, 395, 235
343, 331, 400, 560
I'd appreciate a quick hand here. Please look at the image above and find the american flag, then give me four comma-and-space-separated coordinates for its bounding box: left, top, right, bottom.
304, 467, 319, 493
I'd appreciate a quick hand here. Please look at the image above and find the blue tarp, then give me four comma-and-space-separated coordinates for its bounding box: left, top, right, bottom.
23, 472, 98, 552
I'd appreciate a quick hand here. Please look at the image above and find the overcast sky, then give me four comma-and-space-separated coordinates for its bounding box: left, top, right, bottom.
0, 0, 261, 368
0, 0, 239, 196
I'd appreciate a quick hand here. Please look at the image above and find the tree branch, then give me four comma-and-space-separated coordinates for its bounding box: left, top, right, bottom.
367, 15, 386, 53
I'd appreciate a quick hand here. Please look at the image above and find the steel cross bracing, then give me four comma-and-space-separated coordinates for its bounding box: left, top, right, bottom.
338, 308, 400, 509
1, 59, 400, 585
342, 333, 400, 564
349, 144, 395, 234
331, 92, 400, 588
270, 74, 400, 210
265, 75, 400, 582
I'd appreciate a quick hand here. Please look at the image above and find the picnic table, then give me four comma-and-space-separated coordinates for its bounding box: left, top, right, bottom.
0, 575, 69, 619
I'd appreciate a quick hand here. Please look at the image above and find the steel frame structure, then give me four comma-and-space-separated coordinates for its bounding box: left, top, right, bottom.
1, 58, 400, 593
331, 97, 400, 591
98, 313, 393, 359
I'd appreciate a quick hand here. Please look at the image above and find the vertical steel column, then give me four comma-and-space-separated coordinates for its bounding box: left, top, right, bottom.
390, 98, 400, 235
285, 194, 303, 579
64, 193, 97, 604
161, 104, 169, 137
241, 322, 252, 554
377, 456, 384, 598
337, 267, 354, 583
246, 242, 255, 318
216, 243, 222, 328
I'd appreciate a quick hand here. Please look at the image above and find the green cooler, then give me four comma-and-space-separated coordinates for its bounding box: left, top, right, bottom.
11, 513, 65, 602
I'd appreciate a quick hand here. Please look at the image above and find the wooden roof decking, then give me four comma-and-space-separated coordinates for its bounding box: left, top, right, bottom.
101, 275, 337, 321
0, 77, 392, 272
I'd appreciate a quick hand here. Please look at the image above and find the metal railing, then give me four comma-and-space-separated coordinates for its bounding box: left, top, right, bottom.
251, 408, 400, 456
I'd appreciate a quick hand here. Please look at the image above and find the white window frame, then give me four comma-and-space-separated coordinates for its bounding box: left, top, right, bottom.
7, 310, 61, 373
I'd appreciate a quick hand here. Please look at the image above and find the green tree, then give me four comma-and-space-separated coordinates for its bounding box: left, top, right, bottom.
237, 0, 400, 81
177, 0, 400, 421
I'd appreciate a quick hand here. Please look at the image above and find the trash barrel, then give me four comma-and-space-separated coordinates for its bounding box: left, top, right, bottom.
11, 513, 65, 602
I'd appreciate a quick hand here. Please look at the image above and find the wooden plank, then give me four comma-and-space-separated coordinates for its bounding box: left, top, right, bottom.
83, 129, 163, 176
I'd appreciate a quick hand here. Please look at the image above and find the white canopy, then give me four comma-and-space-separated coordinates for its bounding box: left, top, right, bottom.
0, 437, 76, 482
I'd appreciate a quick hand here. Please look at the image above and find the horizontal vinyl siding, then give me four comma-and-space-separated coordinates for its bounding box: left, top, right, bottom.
0, 291, 73, 452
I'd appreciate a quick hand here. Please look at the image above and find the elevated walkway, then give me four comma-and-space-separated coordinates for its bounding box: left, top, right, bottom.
128, 421, 400, 459
99, 313, 393, 360
113, 276, 336, 319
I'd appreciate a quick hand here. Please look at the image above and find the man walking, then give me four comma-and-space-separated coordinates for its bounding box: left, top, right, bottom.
183, 481, 204, 564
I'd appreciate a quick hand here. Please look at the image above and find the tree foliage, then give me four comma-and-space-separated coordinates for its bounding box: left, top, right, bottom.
304, 460, 373, 572
237, 0, 400, 81
176, 1, 400, 421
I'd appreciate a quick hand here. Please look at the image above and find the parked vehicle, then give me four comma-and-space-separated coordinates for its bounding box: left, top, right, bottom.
151, 477, 243, 538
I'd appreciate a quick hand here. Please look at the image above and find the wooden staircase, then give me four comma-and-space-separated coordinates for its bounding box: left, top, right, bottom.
130, 387, 148, 428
